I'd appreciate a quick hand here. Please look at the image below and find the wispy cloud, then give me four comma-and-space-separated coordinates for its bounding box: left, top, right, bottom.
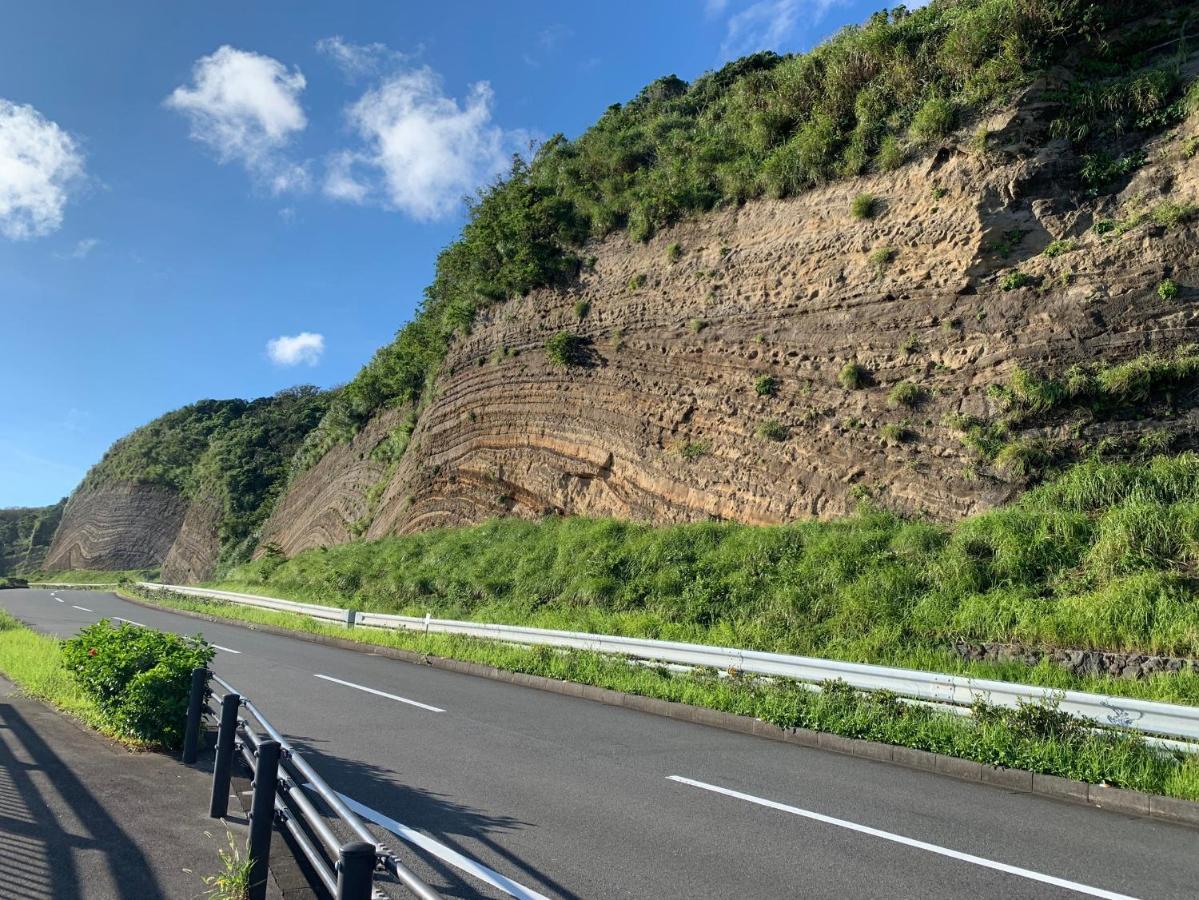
166, 46, 310, 194
316, 36, 414, 81
324, 65, 511, 221
718, 0, 844, 59
0, 99, 85, 240
266, 331, 324, 366
56, 237, 98, 259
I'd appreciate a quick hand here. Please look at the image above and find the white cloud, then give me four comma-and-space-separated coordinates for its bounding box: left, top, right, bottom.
720, 0, 843, 58
316, 36, 410, 80
0, 99, 85, 240
326, 67, 509, 221
166, 46, 309, 193
266, 332, 324, 366
69, 237, 98, 258
705, 0, 730, 17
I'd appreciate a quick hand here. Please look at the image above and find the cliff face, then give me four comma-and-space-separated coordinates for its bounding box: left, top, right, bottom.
43, 483, 188, 571
259, 102, 1199, 551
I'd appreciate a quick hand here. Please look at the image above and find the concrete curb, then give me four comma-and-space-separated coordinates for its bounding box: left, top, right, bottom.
116, 588, 1199, 830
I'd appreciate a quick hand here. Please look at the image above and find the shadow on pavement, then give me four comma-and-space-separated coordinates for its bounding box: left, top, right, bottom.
0, 703, 167, 900
289, 736, 581, 900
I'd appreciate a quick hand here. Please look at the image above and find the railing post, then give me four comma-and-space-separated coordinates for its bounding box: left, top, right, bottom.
336, 841, 377, 900
182, 666, 208, 764
209, 692, 241, 818
247, 739, 280, 900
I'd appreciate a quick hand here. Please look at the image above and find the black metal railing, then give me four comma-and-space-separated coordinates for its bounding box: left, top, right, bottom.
186, 666, 441, 900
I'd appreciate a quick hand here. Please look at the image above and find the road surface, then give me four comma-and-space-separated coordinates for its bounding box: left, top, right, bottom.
1, 587, 1195, 899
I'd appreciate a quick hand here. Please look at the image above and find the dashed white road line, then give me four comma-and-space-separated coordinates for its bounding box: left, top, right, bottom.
71, 605, 92, 613
667, 776, 1137, 900
54, 597, 63, 603
212, 645, 241, 654
312, 673, 444, 713
114, 616, 145, 627
329, 789, 550, 900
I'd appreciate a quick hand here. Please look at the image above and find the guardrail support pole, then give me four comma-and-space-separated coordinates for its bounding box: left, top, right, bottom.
336, 841, 376, 900
182, 666, 208, 764
209, 692, 241, 818
247, 739, 280, 900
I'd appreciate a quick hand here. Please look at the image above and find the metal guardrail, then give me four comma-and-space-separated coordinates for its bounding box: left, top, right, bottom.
184, 665, 441, 900
144, 582, 1199, 749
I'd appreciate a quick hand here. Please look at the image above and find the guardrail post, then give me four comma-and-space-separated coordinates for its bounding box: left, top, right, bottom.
182, 666, 208, 764
209, 692, 241, 818
336, 841, 376, 900
247, 739, 280, 900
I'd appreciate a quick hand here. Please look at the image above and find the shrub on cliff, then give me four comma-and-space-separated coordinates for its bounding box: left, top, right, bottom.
62, 621, 213, 748
546, 331, 587, 366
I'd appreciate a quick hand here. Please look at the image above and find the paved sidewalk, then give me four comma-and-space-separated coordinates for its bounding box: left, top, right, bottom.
0, 676, 255, 899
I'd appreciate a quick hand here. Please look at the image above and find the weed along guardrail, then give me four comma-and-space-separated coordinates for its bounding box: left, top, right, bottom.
147, 582, 1199, 751
183, 665, 442, 900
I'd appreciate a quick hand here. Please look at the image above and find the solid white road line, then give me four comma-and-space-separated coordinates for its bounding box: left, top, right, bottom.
311, 673, 444, 713
331, 789, 551, 900
212, 645, 241, 654
114, 616, 145, 627
667, 776, 1138, 900
71, 605, 92, 613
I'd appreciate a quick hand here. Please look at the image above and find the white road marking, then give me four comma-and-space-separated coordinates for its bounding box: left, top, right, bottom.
312, 674, 444, 713
54, 597, 63, 603
328, 789, 551, 900
212, 645, 241, 654
667, 776, 1137, 900
71, 605, 92, 613
114, 616, 145, 627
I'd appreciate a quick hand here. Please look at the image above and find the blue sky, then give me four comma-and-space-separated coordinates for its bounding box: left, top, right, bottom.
0, 0, 887, 507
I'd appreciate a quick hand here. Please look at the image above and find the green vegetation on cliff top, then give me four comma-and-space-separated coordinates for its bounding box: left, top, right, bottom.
291, 0, 1199, 477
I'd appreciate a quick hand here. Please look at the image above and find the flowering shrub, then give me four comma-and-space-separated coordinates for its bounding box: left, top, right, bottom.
61, 621, 213, 747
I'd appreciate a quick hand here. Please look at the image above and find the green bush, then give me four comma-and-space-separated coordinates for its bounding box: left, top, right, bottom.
850, 193, 876, 220
61, 622, 213, 748
628, 273, 647, 290
1042, 238, 1078, 258
545, 331, 586, 366
754, 374, 780, 397
1158, 278, 1179, 301
909, 97, 955, 144
888, 381, 927, 408
1000, 270, 1032, 291
838, 362, 869, 390
574, 299, 591, 320
868, 246, 896, 276
666, 242, 683, 262
756, 419, 789, 442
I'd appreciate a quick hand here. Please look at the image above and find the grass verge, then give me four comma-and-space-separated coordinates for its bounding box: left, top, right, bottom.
120, 585, 1199, 800
0, 610, 134, 741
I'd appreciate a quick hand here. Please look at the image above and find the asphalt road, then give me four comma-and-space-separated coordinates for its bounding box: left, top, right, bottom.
2, 587, 1196, 900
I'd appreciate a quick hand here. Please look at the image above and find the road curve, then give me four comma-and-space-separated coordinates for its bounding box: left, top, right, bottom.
2, 587, 1196, 899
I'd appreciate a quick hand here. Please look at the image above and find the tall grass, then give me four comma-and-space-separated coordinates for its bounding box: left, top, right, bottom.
216, 455, 1199, 663
0, 611, 107, 731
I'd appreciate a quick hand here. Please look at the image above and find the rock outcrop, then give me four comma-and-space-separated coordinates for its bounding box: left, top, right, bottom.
44, 482, 188, 571
261, 108, 1199, 551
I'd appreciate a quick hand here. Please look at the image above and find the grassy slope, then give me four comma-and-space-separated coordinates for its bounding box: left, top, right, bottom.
215, 455, 1199, 683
